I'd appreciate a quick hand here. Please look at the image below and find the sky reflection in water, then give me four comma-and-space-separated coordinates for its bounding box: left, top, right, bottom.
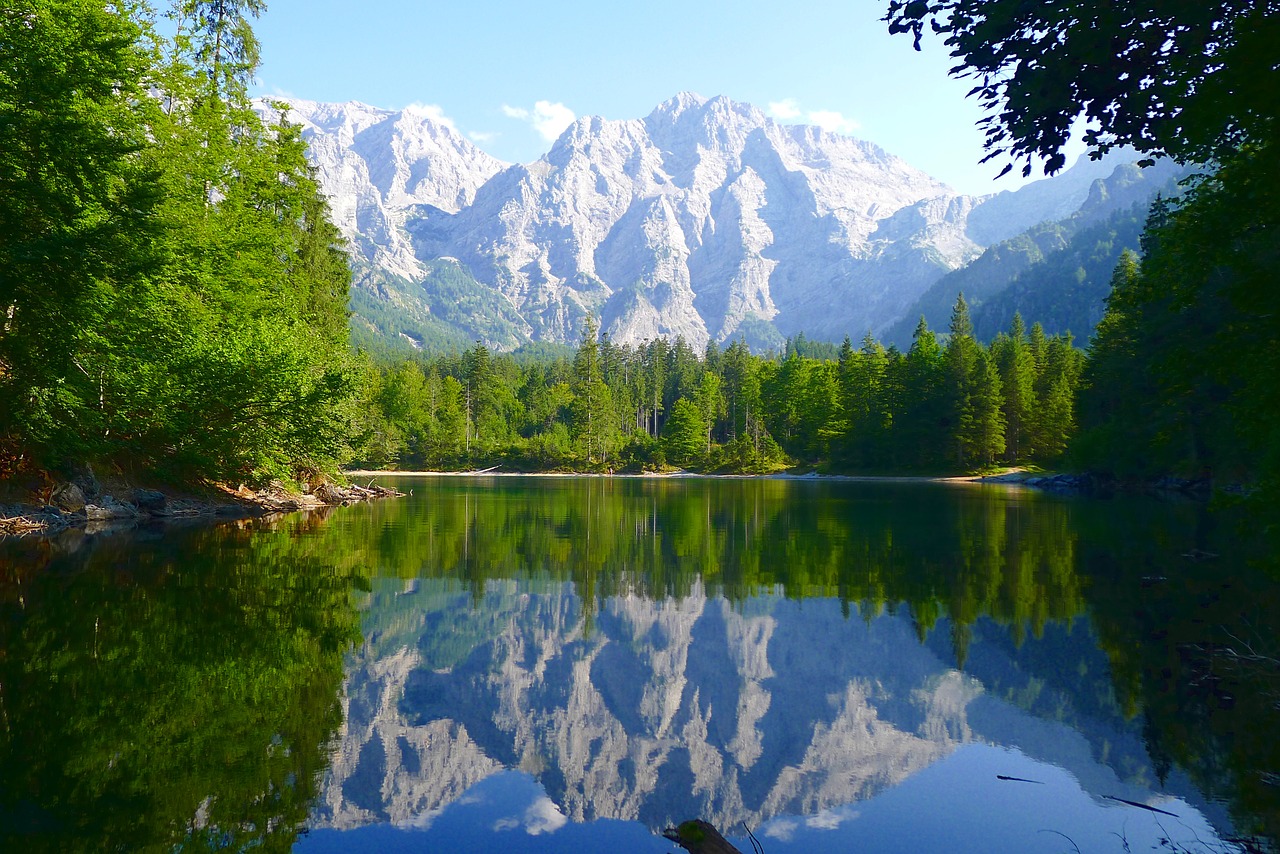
293, 477, 1260, 853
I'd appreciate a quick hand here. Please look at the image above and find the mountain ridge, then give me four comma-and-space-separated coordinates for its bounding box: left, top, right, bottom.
260, 93, 1162, 354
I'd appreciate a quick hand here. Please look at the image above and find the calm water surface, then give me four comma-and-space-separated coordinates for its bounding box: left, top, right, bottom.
2, 476, 1276, 852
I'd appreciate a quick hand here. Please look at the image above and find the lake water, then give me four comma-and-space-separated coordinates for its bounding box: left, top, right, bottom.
2, 476, 1276, 852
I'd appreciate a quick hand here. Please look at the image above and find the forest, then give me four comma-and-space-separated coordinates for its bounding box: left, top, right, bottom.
354, 304, 1082, 475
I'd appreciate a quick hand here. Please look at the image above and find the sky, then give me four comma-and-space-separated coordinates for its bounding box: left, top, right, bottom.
248, 0, 1085, 196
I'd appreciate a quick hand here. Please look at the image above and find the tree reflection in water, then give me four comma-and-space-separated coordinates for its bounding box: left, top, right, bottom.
1, 477, 1276, 851
0, 513, 363, 852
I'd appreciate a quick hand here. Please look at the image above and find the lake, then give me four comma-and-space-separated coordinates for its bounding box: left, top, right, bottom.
2, 476, 1276, 852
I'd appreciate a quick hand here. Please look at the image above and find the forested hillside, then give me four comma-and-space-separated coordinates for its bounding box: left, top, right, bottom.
0, 0, 356, 485
970, 204, 1148, 341
884, 159, 1187, 348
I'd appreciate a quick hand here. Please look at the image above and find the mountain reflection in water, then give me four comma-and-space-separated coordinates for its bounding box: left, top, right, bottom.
3, 476, 1275, 852
305, 477, 1274, 852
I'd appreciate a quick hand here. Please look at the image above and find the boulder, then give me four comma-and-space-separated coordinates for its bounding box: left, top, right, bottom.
72, 465, 101, 500
84, 495, 139, 520
130, 488, 167, 514
51, 483, 87, 513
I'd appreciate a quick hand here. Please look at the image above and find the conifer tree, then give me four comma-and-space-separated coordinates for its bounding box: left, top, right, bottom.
176, 0, 265, 100
946, 294, 980, 466
572, 316, 614, 464
643, 338, 669, 437
721, 339, 752, 442
694, 372, 722, 455
900, 317, 947, 468
993, 313, 1035, 461
462, 342, 492, 452
968, 347, 1007, 466
662, 397, 707, 468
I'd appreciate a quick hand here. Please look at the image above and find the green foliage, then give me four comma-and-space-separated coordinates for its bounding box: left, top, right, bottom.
991, 314, 1035, 461
662, 397, 707, 467
0, 0, 358, 483
886, 162, 1188, 350
570, 316, 615, 465
357, 308, 1083, 475
175, 0, 266, 100
0, 516, 361, 850
889, 0, 1278, 503
1075, 145, 1279, 490
886, 0, 1279, 174
971, 203, 1154, 342
0, 0, 163, 460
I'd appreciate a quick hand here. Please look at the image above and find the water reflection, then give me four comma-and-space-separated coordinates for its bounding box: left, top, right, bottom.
302, 477, 1274, 851
0, 516, 362, 852
1, 477, 1274, 852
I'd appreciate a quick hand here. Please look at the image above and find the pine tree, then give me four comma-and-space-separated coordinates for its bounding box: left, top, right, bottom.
721, 339, 752, 442
176, 0, 265, 101
643, 338, 668, 437
946, 293, 981, 466
662, 397, 706, 468
899, 317, 947, 468
694, 372, 722, 455
462, 342, 492, 452
968, 347, 1007, 466
572, 316, 614, 464
993, 313, 1035, 461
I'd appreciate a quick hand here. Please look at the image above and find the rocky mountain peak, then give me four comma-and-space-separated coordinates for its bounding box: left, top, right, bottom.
649, 90, 711, 119
283, 92, 1148, 353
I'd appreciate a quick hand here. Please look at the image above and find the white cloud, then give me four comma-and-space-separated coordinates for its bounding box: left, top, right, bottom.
763, 818, 799, 841
523, 796, 567, 835
468, 130, 498, 143
404, 102, 458, 133
807, 109, 860, 135
767, 99, 861, 136
767, 98, 802, 120
503, 100, 576, 141
806, 806, 860, 829
396, 808, 444, 831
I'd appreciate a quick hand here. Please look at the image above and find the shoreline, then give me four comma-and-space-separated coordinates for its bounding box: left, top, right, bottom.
0, 479, 402, 541
346, 468, 1013, 485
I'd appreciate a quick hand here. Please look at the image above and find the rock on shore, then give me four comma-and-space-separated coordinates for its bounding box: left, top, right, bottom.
0, 476, 402, 539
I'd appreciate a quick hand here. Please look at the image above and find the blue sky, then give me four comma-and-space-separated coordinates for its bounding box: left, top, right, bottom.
249, 0, 1083, 196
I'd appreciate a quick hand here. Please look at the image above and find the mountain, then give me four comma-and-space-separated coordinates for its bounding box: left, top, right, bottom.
258, 98, 508, 281
265, 94, 1149, 354
883, 157, 1188, 348
405, 94, 984, 349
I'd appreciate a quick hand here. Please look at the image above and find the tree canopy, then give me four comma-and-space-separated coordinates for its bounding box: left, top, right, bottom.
0, 0, 355, 484
885, 0, 1280, 175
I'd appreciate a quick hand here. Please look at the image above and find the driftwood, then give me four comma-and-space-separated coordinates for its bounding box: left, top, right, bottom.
662, 820, 745, 854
